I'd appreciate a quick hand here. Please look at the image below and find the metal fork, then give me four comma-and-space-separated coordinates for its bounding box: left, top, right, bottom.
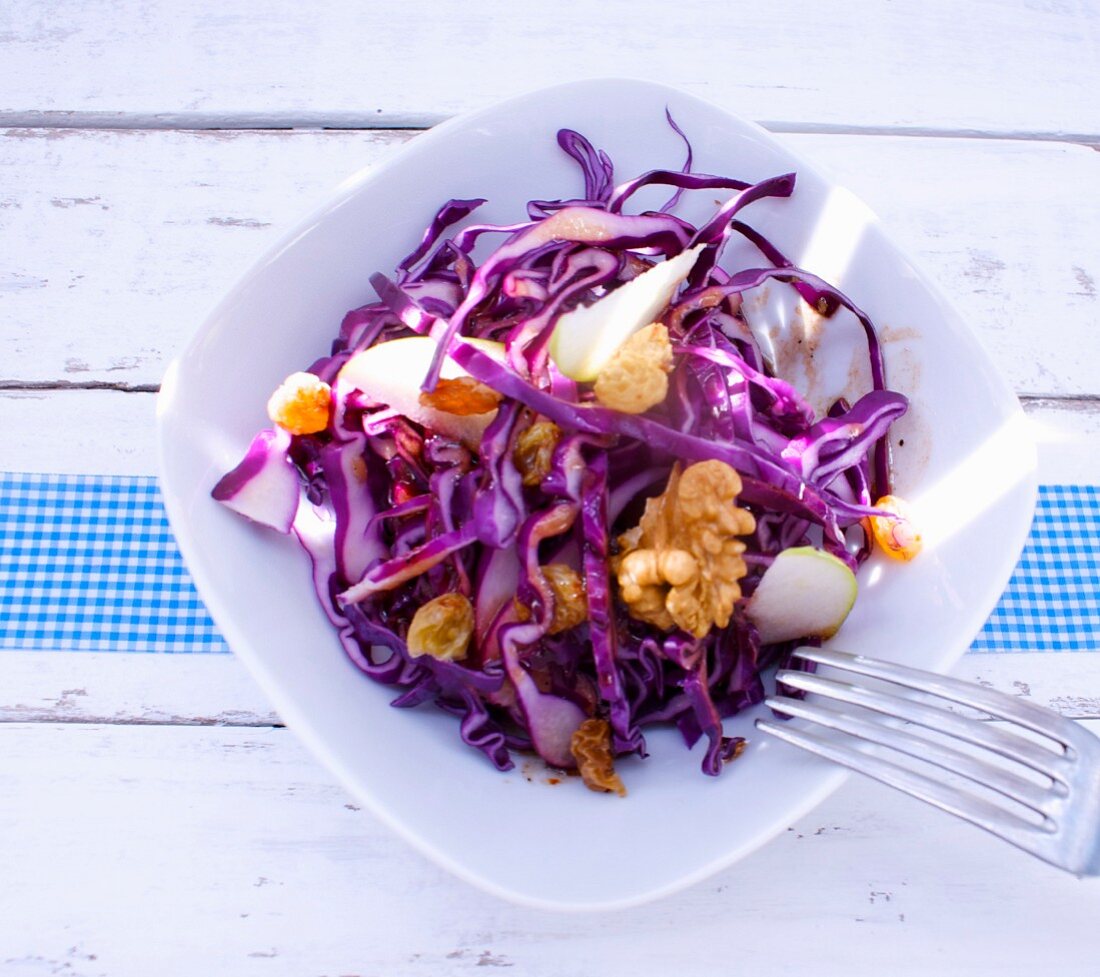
755, 647, 1100, 876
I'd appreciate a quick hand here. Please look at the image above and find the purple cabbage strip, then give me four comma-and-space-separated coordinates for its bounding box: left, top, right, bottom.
472, 401, 527, 549
690, 174, 797, 248
497, 610, 588, 768
343, 602, 513, 770
397, 198, 486, 280
782, 390, 909, 486
675, 342, 816, 431
338, 524, 478, 604
609, 171, 752, 215
727, 219, 842, 316
658, 107, 693, 213
368, 272, 435, 333
556, 128, 615, 203
514, 502, 578, 622
322, 387, 387, 584
580, 453, 643, 755
450, 219, 538, 255
454, 687, 514, 771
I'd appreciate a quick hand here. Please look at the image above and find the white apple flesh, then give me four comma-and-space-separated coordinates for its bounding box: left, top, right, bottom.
337, 336, 506, 447
745, 546, 858, 645
548, 244, 703, 381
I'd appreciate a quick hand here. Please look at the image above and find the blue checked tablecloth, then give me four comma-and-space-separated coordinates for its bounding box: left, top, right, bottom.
0, 473, 1097, 654
0, 473, 228, 653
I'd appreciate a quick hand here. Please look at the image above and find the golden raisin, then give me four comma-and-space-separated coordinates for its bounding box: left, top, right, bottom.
868, 495, 922, 561
593, 322, 673, 414
613, 461, 756, 639
418, 376, 502, 416
513, 420, 561, 487
266, 371, 332, 435
570, 718, 626, 797
542, 563, 588, 634
406, 593, 474, 661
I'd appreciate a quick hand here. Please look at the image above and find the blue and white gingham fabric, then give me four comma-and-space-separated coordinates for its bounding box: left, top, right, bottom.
0, 474, 1096, 654
971, 484, 1099, 652
0, 473, 228, 653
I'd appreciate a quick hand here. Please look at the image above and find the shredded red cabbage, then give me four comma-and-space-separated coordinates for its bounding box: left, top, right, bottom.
213, 121, 908, 784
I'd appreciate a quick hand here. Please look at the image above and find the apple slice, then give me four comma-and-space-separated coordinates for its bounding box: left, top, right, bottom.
548, 244, 703, 381
337, 336, 505, 446
745, 546, 858, 645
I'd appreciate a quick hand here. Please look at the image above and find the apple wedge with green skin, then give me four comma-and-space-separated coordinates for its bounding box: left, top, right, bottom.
548, 244, 704, 382
337, 336, 506, 447
745, 546, 858, 646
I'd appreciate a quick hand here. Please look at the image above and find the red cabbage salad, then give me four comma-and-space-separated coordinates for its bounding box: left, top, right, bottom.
213, 119, 920, 796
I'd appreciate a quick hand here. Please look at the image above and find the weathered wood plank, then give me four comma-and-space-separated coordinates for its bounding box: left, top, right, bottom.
2, 128, 1097, 395
2, 1, 1098, 137
0, 127, 409, 388
2, 648, 1097, 729
0, 652, 278, 726
0, 389, 159, 475
0, 721, 1096, 975
1023, 398, 1100, 485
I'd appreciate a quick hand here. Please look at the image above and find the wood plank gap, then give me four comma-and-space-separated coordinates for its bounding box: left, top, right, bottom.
762, 121, 1100, 145
3, 111, 1100, 146
0, 716, 283, 729
0, 380, 159, 394
0, 111, 437, 131
1020, 395, 1100, 412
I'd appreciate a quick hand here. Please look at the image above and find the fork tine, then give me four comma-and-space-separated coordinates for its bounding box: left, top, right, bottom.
755, 718, 1054, 864
792, 647, 1089, 752
766, 694, 1056, 814
776, 668, 1074, 783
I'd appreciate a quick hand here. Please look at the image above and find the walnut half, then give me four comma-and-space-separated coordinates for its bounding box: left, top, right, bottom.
613, 460, 755, 639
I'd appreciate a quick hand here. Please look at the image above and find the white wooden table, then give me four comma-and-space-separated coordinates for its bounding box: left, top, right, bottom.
3, 3, 1100, 973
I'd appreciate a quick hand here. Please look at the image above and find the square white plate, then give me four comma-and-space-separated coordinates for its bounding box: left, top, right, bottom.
158, 79, 1036, 909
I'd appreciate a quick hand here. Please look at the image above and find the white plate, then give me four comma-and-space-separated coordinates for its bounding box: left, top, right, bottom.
157, 79, 1036, 910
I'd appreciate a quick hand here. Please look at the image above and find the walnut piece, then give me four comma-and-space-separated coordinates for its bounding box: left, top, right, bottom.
406, 593, 474, 661
613, 460, 756, 639
266, 371, 332, 435
593, 322, 673, 414
418, 376, 503, 416
513, 420, 561, 487
542, 563, 588, 634
570, 718, 626, 796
